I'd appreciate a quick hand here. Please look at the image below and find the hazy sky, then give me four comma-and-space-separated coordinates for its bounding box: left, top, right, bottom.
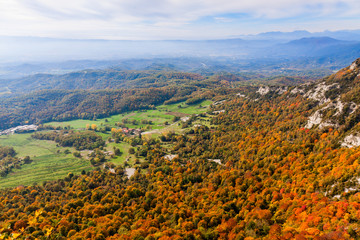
1, 0, 360, 40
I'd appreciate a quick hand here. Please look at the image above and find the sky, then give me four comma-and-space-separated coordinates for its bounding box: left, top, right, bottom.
1, 0, 360, 40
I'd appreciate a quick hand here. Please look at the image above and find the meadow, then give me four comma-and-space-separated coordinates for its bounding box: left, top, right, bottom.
0, 133, 92, 188
45, 100, 212, 130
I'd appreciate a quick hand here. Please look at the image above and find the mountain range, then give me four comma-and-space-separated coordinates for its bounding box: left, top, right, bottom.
1, 29, 360, 79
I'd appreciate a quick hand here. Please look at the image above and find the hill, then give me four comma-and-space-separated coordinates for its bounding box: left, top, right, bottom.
2, 60, 360, 238
266, 37, 357, 58
4, 70, 205, 93
0, 88, 189, 131
0, 68, 320, 131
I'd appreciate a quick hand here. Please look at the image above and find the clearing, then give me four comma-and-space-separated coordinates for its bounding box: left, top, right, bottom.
0, 100, 213, 188
0, 133, 91, 188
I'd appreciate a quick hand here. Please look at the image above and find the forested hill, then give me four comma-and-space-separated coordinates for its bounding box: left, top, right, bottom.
0, 87, 204, 131
3, 68, 318, 94
0, 71, 223, 130
1, 59, 360, 239
5, 71, 205, 93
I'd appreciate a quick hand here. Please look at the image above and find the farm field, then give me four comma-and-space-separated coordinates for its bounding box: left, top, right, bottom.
0, 133, 92, 188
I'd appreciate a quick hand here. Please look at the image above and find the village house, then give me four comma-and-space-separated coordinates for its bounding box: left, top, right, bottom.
121, 128, 142, 137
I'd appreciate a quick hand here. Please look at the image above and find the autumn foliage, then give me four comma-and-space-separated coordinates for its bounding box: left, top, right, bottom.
1, 87, 360, 239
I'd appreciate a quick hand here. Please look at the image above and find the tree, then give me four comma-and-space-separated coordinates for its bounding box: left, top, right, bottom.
23, 156, 31, 164
73, 152, 81, 158
114, 148, 122, 156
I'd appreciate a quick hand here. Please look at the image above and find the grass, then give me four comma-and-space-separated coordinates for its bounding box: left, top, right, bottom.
158, 100, 212, 115
0, 133, 55, 157
106, 142, 133, 165
45, 100, 212, 130
0, 133, 92, 188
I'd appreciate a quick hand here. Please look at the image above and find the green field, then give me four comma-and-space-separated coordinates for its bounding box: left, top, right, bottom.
106, 142, 133, 165
46, 100, 212, 130
0, 133, 92, 188
0, 100, 213, 188
157, 100, 212, 114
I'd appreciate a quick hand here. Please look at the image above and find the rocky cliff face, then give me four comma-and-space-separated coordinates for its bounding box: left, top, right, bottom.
303, 59, 360, 147
252, 58, 360, 147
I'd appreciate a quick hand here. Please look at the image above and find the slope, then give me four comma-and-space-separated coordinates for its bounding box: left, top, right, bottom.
2, 60, 360, 239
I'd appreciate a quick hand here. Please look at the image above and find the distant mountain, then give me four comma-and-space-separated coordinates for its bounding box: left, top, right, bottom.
257, 37, 360, 66
320, 30, 360, 41
286, 37, 346, 46
276, 37, 353, 56
240, 29, 360, 41
245, 30, 313, 41
1, 31, 360, 79
2, 32, 359, 64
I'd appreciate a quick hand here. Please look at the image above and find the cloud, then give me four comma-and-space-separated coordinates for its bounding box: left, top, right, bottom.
0, 0, 360, 39
5, 0, 360, 22
214, 17, 234, 23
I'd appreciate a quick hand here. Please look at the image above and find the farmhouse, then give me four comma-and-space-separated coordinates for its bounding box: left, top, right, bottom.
121, 128, 142, 137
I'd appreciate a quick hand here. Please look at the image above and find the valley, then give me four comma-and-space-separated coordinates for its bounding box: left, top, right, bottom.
0, 100, 213, 189
3, 1, 360, 238
1, 57, 360, 239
